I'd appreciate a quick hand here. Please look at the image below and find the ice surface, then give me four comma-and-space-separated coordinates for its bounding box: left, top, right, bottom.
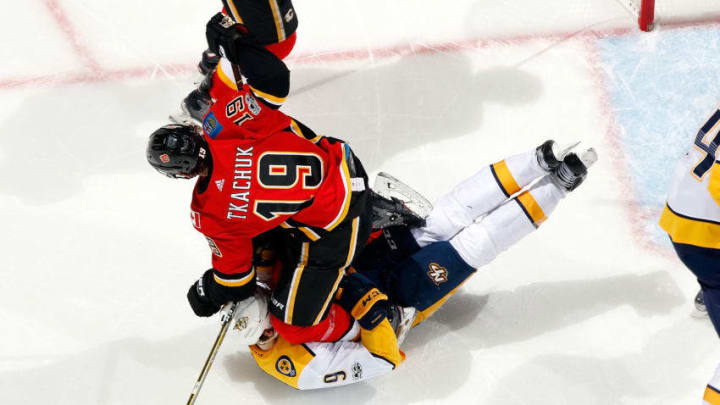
2, 1, 720, 404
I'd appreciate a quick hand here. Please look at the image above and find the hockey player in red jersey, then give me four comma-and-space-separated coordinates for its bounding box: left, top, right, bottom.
213, 141, 598, 390
146, 117, 370, 327
146, 14, 372, 333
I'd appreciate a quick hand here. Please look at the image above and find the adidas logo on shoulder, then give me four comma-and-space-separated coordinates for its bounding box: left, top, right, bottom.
215, 179, 225, 192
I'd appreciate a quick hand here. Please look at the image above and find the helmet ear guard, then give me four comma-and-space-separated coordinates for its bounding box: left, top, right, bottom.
146, 124, 209, 179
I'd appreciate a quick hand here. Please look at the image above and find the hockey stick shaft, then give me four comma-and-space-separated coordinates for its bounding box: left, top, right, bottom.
186, 302, 238, 405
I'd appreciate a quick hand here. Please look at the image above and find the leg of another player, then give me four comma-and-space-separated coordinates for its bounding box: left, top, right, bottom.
670, 242, 720, 336
450, 175, 565, 269
411, 146, 549, 247
391, 149, 595, 326
451, 145, 596, 268
389, 175, 566, 325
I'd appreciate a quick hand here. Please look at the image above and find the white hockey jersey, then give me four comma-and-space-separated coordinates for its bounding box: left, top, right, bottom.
249, 318, 404, 390
660, 106, 720, 249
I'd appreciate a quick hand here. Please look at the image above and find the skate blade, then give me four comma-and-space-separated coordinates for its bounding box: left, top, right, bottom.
168, 112, 201, 127
373, 172, 433, 219
395, 307, 417, 346
554, 141, 581, 160
691, 308, 709, 319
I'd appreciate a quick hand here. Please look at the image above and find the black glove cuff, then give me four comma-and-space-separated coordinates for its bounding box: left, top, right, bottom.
202, 268, 256, 306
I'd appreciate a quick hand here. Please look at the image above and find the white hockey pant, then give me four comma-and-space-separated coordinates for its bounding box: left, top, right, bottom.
410, 149, 566, 268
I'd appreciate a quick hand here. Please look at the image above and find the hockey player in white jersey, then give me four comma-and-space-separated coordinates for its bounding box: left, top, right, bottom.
657, 105, 720, 405
224, 140, 597, 390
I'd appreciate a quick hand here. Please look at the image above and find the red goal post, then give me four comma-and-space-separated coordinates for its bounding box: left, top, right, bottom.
621, 0, 655, 31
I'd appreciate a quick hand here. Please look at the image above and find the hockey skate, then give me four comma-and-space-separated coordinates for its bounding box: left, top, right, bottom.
692, 289, 709, 318
198, 49, 220, 76
370, 191, 426, 229
373, 172, 433, 220
169, 70, 214, 126
550, 147, 598, 191
169, 88, 213, 127
388, 305, 417, 346
535, 139, 581, 172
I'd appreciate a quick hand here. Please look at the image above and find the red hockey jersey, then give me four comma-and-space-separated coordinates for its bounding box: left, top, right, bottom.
191, 115, 360, 288
189, 30, 367, 308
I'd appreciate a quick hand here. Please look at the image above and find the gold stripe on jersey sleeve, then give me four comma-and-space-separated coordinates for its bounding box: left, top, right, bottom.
312, 268, 344, 325
491, 160, 521, 197
290, 120, 321, 143
360, 318, 404, 369
216, 64, 239, 91
224, 0, 244, 23
324, 145, 353, 231
267, 0, 286, 42
704, 385, 720, 405
213, 269, 255, 287
285, 243, 310, 324
249, 85, 287, 106
659, 204, 720, 249
297, 226, 320, 241
249, 336, 314, 389
516, 191, 547, 227
709, 162, 720, 207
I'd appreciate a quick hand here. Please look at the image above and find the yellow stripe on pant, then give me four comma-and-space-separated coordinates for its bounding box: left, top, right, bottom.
267, 0, 286, 42
705, 384, 720, 404
224, 0, 245, 23
285, 243, 310, 324
491, 160, 521, 196
312, 217, 361, 325
516, 191, 547, 227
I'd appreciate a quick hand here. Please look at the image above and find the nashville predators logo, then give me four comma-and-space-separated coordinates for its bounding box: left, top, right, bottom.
276, 356, 297, 377
427, 263, 449, 286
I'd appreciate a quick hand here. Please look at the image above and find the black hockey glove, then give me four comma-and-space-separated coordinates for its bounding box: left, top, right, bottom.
338, 272, 391, 330
187, 269, 256, 317
205, 12, 255, 64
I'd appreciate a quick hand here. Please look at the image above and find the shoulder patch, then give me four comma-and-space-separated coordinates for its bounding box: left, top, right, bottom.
205, 236, 222, 257
190, 211, 201, 229
275, 356, 297, 377
245, 93, 261, 115
203, 112, 223, 139
352, 362, 363, 380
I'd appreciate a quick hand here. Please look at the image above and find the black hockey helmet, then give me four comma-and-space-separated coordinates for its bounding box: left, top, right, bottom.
146, 124, 209, 179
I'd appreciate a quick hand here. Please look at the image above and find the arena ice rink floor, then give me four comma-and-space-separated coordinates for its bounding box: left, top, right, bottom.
3, 1, 720, 404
